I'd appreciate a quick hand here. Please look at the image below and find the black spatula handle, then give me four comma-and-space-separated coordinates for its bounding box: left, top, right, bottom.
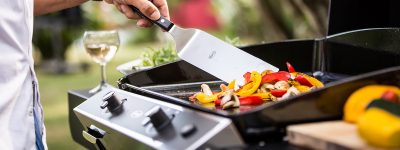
129, 5, 174, 31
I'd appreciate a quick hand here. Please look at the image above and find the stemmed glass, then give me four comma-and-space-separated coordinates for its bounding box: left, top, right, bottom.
83, 30, 120, 93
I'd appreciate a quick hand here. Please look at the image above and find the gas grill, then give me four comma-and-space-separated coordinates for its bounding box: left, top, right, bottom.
68, 1, 400, 149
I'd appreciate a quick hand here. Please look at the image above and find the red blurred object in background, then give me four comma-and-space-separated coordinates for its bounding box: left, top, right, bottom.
171, 0, 220, 30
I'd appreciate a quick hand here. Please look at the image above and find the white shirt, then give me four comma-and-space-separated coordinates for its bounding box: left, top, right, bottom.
0, 0, 47, 149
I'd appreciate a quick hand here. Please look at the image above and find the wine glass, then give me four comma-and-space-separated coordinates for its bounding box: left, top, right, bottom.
83, 30, 120, 93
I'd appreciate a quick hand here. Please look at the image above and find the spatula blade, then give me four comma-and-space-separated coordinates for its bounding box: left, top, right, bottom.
171, 27, 278, 84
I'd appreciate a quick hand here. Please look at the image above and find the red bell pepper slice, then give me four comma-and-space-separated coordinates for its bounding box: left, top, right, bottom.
286, 62, 296, 73
271, 89, 287, 97
295, 75, 313, 87
261, 71, 290, 83
239, 96, 263, 105
214, 99, 222, 106
381, 90, 399, 104
243, 72, 251, 84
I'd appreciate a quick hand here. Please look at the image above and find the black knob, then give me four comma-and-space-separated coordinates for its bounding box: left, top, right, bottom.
145, 106, 171, 130
100, 91, 124, 112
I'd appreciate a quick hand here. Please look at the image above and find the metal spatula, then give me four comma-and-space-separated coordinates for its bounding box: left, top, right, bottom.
129, 6, 278, 84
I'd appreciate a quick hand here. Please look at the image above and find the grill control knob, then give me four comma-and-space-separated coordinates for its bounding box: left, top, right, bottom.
145, 106, 171, 130
100, 91, 125, 113
181, 124, 197, 138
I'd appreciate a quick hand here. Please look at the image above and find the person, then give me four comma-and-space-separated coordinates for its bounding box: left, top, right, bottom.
0, 0, 169, 149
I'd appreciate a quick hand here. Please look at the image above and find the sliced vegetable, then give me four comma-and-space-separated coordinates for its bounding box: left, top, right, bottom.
261, 71, 290, 83
236, 82, 254, 93
239, 96, 263, 105
236, 71, 262, 96
195, 93, 218, 104
190, 62, 325, 110
271, 89, 287, 97
286, 62, 296, 73
381, 90, 399, 104
200, 102, 216, 109
215, 99, 221, 106
188, 94, 197, 102
220, 84, 229, 92
227, 80, 236, 90
261, 70, 274, 76
251, 93, 271, 100
214, 91, 225, 99
294, 85, 311, 93
201, 84, 213, 96
303, 75, 324, 87
274, 81, 290, 90
288, 80, 301, 86
243, 72, 251, 84
295, 75, 313, 87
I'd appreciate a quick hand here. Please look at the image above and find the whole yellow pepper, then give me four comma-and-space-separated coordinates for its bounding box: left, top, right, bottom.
344, 85, 400, 123
357, 107, 400, 148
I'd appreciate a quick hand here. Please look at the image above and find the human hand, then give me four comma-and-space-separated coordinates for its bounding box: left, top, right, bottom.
104, 0, 170, 27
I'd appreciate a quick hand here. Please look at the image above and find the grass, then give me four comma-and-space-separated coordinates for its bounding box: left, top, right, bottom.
37, 43, 150, 149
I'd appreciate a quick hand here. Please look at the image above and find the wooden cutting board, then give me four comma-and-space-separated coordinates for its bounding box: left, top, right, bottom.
287, 120, 387, 150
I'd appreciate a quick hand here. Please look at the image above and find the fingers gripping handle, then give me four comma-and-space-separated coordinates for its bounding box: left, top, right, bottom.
129, 5, 174, 31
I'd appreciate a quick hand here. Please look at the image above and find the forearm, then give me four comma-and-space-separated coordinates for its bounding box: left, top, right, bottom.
34, 0, 89, 16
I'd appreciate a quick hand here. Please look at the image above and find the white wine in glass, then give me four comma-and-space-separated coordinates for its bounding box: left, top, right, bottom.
85, 43, 119, 65
83, 30, 120, 93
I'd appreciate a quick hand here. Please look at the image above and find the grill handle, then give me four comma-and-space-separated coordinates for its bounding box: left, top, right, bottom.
82, 125, 106, 150
128, 5, 174, 31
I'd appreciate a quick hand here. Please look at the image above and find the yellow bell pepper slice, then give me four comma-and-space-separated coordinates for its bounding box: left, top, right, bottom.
251, 92, 271, 100
200, 102, 216, 109
294, 85, 311, 93
227, 80, 236, 90
236, 71, 261, 96
303, 75, 324, 87
240, 82, 254, 91
261, 70, 274, 76
195, 93, 218, 104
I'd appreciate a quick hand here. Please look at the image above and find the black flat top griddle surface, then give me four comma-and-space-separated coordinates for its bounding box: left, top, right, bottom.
137, 72, 347, 114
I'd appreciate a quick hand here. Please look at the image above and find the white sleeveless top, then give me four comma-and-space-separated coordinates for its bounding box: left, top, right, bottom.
0, 0, 46, 149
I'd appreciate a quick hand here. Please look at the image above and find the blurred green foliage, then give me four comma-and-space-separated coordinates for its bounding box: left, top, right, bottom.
212, 0, 266, 42
257, 0, 328, 41
126, 27, 158, 44
141, 45, 178, 67
224, 36, 242, 47
34, 0, 329, 62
